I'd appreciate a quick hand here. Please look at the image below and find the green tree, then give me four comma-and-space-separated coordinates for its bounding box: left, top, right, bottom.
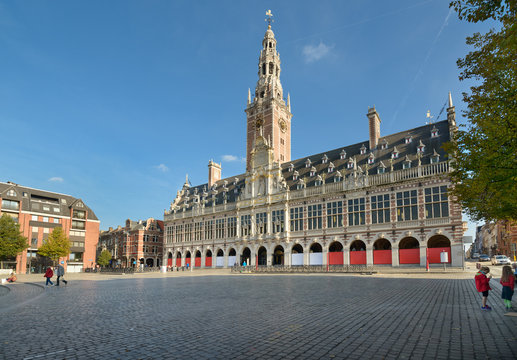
37, 227, 70, 266
97, 249, 112, 267
446, 0, 517, 221
0, 214, 29, 268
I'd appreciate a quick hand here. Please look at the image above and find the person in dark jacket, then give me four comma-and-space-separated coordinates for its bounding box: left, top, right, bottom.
475, 266, 492, 310
44, 267, 54, 286
56, 264, 68, 286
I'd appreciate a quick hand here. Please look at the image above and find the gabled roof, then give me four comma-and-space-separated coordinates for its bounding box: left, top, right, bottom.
0, 182, 98, 220
174, 119, 451, 210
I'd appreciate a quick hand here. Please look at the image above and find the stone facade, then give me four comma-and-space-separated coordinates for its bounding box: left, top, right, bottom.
163, 23, 464, 269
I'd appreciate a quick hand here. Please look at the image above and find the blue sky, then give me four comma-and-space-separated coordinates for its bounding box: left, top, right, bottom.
0, 0, 494, 238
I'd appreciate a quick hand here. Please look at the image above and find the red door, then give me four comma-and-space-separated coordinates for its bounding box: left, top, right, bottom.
185, 258, 191, 266
350, 251, 366, 265
167, 258, 172, 267
373, 250, 392, 264
176, 258, 181, 267
328, 252, 344, 265
195, 257, 201, 267
399, 249, 420, 264
205, 257, 212, 267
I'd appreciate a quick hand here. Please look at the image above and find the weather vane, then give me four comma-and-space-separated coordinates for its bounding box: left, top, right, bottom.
265, 9, 274, 27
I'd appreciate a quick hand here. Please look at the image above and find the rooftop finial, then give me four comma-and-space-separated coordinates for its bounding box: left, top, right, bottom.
448, 91, 453, 108
265, 9, 274, 28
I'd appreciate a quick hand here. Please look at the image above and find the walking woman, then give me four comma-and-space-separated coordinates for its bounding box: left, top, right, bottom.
44, 266, 54, 286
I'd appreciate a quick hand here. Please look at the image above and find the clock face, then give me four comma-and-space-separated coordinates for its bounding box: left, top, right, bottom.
279, 119, 287, 133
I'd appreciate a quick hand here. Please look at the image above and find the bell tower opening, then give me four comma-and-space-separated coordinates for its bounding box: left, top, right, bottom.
245, 10, 292, 171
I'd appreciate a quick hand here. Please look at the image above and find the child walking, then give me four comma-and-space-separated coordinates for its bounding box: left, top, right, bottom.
475, 266, 492, 310
500, 265, 514, 311
44, 266, 54, 286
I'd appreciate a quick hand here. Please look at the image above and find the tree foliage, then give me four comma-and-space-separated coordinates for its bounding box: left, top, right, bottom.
0, 214, 28, 260
97, 250, 112, 267
37, 227, 70, 265
446, 0, 517, 221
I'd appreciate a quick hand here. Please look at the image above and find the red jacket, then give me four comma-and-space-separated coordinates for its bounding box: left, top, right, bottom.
44, 268, 53, 278
475, 271, 491, 292
500, 277, 515, 291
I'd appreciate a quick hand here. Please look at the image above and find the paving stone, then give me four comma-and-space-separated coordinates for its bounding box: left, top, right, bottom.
0, 276, 516, 359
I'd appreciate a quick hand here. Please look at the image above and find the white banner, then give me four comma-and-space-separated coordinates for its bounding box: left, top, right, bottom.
228, 256, 237, 267
216, 256, 224, 267
291, 253, 304, 266
309, 253, 323, 265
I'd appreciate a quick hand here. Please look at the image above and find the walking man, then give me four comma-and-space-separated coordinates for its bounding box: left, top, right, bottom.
56, 262, 68, 286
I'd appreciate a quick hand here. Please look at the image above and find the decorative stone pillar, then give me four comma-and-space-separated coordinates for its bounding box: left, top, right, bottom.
420, 244, 427, 267
366, 245, 373, 265
392, 244, 400, 267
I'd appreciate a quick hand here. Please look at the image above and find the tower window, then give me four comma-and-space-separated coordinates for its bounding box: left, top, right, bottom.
269, 63, 274, 74
262, 63, 266, 75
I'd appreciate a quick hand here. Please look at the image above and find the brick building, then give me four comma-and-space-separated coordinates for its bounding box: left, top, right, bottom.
163, 21, 464, 269
98, 218, 164, 268
496, 220, 517, 261
0, 181, 99, 273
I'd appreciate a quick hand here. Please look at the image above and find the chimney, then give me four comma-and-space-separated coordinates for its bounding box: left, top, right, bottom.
367, 106, 381, 150
208, 160, 221, 187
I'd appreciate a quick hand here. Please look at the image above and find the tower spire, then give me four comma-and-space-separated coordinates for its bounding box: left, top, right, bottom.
245, 12, 292, 171
265, 9, 274, 28
447, 91, 456, 127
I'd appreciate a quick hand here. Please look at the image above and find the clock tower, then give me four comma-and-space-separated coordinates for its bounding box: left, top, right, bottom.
245, 13, 292, 171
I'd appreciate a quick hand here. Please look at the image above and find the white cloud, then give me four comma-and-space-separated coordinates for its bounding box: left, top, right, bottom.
155, 164, 169, 172
302, 42, 332, 63
222, 155, 238, 162
48, 177, 64, 183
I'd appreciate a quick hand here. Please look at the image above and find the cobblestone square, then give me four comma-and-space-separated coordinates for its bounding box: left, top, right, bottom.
1, 274, 516, 359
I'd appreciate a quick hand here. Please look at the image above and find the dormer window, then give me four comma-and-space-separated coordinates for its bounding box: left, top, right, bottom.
288, 163, 294, 172
360, 144, 367, 155
328, 162, 334, 173
296, 179, 305, 190
380, 139, 389, 150
347, 157, 355, 169
310, 166, 316, 177
417, 140, 425, 154
334, 171, 343, 182
431, 150, 440, 164
403, 156, 412, 169
293, 171, 299, 181
405, 136, 412, 144
368, 153, 375, 165
305, 159, 312, 168
377, 161, 387, 174
234, 177, 239, 186
431, 126, 439, 138
340, 149, 346, 160
315, 175, 323, 186
391, 147, 399, 159
322, 154, 328, 164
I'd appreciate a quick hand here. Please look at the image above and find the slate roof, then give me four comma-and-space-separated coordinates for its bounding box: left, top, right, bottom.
0, 181, 98, 220
176, 120, 451, 210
